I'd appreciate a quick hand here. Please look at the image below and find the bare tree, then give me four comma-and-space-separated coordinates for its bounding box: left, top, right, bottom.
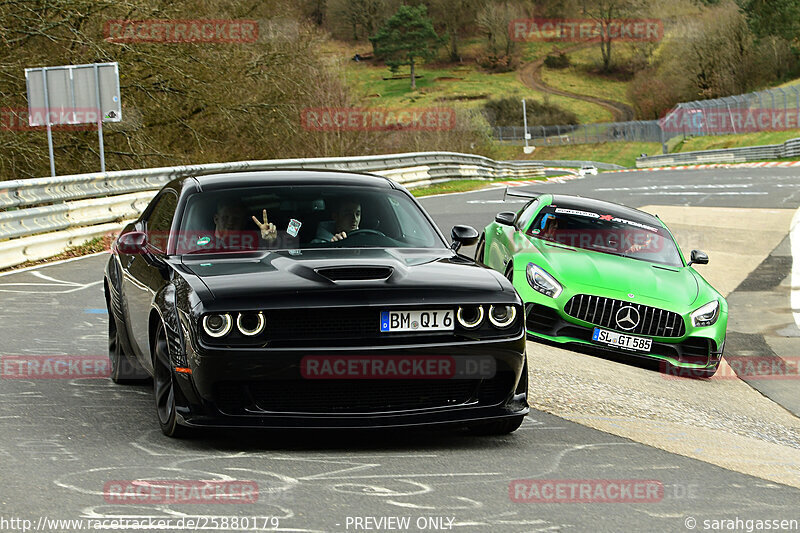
581, 0, 642, 72
426, 0, 480, 62
328, 0, 391, 43
477, 1, 525, 58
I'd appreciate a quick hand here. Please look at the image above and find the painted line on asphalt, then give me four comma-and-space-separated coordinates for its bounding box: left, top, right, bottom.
791, 207, 800, 329
0, 252, 108, 278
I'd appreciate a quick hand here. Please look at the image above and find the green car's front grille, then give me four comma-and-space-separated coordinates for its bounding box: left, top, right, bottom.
565, 294, 686, 338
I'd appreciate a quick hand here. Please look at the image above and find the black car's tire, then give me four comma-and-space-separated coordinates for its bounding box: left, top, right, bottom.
475, 233, 486, 264
467, 415, 525, 436
108, 315, 147, 384
153, 323, 190, 438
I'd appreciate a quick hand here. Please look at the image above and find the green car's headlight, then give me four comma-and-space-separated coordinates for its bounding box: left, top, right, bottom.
526, 263, 562, 298
691, 300, 720, 327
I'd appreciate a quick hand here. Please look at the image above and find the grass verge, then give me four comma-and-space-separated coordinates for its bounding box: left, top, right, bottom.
492, 142, 660, 167
410, 177, 545, 197
672, 130, 800, 152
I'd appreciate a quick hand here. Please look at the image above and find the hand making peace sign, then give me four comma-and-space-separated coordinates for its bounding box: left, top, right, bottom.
252, 209, 277, 243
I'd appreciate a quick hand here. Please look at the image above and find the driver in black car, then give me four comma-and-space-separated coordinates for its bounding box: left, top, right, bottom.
314, 200, 361, 243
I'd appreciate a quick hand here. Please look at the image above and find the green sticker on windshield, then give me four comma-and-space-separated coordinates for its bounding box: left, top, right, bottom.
197, 236, 211, 246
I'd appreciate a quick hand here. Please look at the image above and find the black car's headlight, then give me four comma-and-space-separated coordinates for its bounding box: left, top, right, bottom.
488, 305, 517, 328
691, 300, 720, 327
203, 313, 232, 337
526, 263, 563, 298
457, 305, 485, 329
237, 312, 265, 336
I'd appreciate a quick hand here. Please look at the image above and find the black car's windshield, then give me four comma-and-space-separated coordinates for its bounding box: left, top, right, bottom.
174, 185, 446, 254
527, 205, 684, 267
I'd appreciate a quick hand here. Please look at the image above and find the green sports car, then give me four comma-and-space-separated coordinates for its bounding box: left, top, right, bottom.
476, 192, 727, 378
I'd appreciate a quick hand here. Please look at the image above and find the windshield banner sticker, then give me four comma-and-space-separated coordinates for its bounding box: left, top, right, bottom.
553, 208, 659, 232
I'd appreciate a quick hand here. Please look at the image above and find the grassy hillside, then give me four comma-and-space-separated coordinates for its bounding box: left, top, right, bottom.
538, 46, 635, 107
336, 40, 614, 124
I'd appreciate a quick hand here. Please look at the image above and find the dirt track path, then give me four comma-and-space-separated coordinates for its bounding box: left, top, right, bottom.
518, 42, 635, 122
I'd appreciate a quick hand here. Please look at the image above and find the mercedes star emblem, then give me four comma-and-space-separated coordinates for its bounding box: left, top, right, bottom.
615, 305, 640, 331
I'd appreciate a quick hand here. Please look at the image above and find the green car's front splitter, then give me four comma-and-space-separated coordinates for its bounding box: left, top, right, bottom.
527, 329, 723, 371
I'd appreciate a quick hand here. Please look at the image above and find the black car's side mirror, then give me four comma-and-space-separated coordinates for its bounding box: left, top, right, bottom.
451, 225, 479, 252
688, 250, 709, 266
495, 211, 516, 226
116, 231, 148, 255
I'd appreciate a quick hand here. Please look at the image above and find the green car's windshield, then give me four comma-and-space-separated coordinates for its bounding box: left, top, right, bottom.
527, 205, 684, 267
175, 185, 446, 254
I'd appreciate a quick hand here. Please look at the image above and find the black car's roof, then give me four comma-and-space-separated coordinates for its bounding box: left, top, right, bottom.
547, 194, 661, 226
186, 169, 396, 191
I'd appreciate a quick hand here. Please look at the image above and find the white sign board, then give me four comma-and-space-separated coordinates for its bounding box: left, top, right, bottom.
25, 62, 121, 125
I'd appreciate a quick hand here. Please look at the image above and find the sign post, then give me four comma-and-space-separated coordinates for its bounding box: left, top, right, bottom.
25, 62, 121, 176
522, 98, 535, 154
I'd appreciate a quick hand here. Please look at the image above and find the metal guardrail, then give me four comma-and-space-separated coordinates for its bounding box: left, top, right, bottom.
518, 160, 626, 170
0, 152, 544, 270
0, 152, 540, 210
635, 137, 800, 167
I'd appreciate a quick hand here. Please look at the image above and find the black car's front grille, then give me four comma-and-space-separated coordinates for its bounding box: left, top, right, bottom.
213, 373, 515, 414
266, 307, 376, 341
255, 307, 519, 348
564, 294, 685, 338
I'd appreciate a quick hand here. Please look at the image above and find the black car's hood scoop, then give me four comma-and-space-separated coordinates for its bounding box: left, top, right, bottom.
315, 266, 394, 282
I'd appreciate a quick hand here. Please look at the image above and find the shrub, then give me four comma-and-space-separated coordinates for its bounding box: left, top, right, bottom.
476, 53, 521, 73
543, 52, 570, 69
482, 96, 579, 127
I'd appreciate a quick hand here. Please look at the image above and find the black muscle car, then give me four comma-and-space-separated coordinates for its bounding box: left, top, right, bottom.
104, 170, 528, 437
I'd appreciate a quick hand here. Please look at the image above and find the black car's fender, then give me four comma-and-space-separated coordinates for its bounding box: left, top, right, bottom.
104, 256, 139, 367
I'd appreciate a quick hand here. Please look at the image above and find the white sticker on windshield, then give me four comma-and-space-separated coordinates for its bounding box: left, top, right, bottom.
287, 219, 302, 237
554, 208, 599, 218
554, 208, 658, 232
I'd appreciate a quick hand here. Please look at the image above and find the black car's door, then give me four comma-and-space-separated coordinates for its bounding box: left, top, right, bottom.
121, 190, 178, 364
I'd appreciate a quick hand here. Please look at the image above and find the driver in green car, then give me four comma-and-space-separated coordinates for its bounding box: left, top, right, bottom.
314, 200, 362, 242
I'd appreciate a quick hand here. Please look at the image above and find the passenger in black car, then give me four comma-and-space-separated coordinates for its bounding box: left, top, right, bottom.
210, 201, 295, 250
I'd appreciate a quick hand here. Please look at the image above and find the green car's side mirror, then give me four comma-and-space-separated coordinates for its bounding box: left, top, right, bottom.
688, 250, 709, 266
495, 212, 516, 226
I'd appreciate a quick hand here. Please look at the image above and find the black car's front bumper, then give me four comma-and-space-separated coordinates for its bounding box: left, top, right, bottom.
171, 338, 528, 429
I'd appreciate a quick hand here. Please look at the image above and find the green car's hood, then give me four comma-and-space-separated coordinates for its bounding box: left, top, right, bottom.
539, 243, 699, 306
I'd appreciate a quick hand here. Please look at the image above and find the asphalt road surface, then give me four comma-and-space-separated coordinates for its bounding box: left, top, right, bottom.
1, 168, 799, 532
